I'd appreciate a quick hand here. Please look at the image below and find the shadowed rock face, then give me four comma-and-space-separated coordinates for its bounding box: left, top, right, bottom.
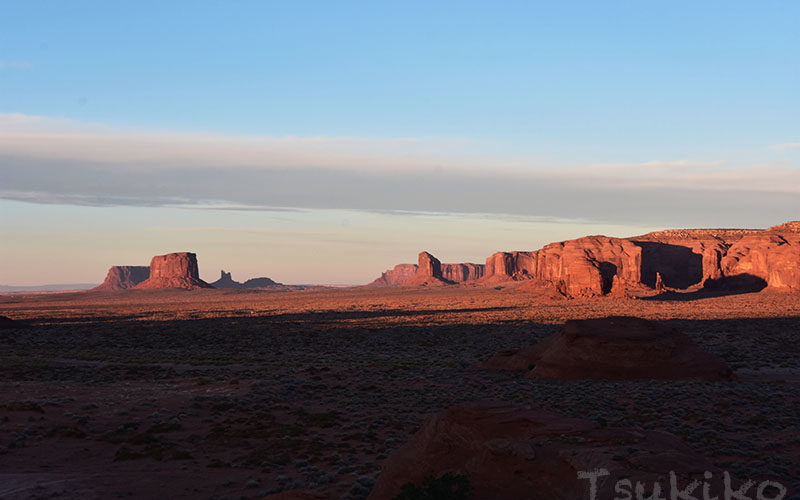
369, 402, 733, 500
211, 270, 282, 289
481, 316, 735, 381
211, 270, 240, 289
93, 266, 150, 291
134, 252, 212, 290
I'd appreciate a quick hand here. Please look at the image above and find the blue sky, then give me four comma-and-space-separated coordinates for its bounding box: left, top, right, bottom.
1, 1, 799, 285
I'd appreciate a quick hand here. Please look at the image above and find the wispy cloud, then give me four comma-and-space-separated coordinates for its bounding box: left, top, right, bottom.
770, 141, 800, 150
1, 113, 798, 228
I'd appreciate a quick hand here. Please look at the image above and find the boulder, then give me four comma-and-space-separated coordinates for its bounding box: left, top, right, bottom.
481, 317, 734, 381
93, 266, 150, 291
133, 252, 212, 290
369, 401, 731, 500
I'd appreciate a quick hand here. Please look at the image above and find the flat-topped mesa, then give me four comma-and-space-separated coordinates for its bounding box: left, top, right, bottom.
482, 236, 642, 297
133, 252, 212, 290
93, 266, 150, 291
367, 264, 419, 287
483, 220, 800, 297
389, 252, 485, 286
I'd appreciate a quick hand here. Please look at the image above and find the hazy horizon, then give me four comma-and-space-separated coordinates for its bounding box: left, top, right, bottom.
2, 2, 798, 285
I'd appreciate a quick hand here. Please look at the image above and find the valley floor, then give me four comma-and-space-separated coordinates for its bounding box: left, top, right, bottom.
0, 286, 798, 499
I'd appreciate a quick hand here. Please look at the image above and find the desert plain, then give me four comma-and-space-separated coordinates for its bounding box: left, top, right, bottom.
0, 285, 798, 499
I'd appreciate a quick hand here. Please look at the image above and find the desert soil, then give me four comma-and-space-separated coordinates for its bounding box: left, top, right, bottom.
0, 285, 798, 499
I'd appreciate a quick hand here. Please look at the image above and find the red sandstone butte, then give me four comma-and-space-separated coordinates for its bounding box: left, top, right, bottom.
372, 252, 485, 286
481, 316, 734, 381
93, 266, 150, 291
367, 264, 419, 286
133, 252, 212, 290
480, 220, 800, 298
369, 401, 731, 500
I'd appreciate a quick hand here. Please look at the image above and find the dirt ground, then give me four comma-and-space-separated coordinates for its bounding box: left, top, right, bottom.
1, 285, 798, 499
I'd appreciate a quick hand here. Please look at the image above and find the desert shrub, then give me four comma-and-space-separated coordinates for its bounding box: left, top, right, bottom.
393, 473, 470, 500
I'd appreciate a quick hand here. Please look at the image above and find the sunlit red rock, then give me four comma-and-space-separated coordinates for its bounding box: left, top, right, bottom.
133, 252, 212, 290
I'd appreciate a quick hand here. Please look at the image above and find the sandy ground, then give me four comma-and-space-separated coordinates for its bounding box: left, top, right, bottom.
0, 285, 799, 499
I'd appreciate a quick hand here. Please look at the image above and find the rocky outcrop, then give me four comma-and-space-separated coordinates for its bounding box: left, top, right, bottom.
441, 262, 485, 282
93, 266, 150, 291
367, 221, 799, 295
242, 277, 281, 288
482, 237, 642, 297
211, 270, 240, 289
211, 270, 283, 289
481, 317, 734, 381
369, 401, 734, 500
367, 264, 419, 286
370, 252, 485, 286
482, 221, 800, 297
133, 252, 212, 290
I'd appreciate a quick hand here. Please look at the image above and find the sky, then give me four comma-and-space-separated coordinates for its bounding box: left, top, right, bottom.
1, 1, 799, 285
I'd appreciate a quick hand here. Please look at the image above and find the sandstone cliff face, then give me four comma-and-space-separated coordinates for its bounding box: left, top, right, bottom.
93, 266, 150, 291
483, 237, 641, 297
441, 262, 485, 282
370, 253, 485, 286
367, 264, 419, 286
481, 221, 800, 297
134, 252, 212, 290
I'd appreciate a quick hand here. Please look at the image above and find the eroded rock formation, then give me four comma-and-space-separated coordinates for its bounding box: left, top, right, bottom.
481, 317, 734, 381
211, 270, 283, 289
368, 264, 419, 286
371, 252, 485, 286
134, 252, 212, 290
482, 221, 800, 297
369, 401, 734, 500
93, 266, 150, 291
211, 270, 240, 289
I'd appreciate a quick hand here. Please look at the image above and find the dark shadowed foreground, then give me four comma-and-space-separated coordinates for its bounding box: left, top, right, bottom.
0, 286, 798, 499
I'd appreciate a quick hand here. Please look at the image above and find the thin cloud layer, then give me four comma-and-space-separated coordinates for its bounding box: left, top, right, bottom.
1, 114, 798, 228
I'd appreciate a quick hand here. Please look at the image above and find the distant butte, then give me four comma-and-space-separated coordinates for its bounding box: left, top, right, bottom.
211, 270, 283, 289
373, 251, 485, 286
93, 266, 150, 291
133, 252, 212, 290
370, 220, 800, 297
